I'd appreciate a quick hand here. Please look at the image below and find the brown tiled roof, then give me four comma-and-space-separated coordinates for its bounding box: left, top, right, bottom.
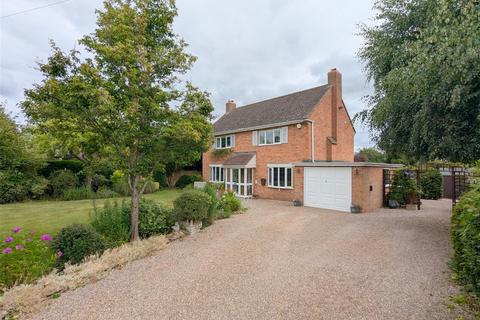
223, 152, 256, 166
214, 84, 330, 134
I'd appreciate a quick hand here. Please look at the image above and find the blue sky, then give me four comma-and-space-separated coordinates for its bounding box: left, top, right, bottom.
0, 0, 376, 149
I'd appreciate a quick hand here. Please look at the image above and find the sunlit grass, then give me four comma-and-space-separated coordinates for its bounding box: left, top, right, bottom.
0, 189, 182, 237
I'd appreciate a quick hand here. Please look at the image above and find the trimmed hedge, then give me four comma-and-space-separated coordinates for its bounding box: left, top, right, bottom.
38, 160, 84, 177
173, 189, 211, 222
175, 174, 202, 189
451, 186, 480, 296
420, 170, 443, 199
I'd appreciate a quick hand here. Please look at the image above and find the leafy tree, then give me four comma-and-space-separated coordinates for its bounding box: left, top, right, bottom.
357, 0, 480, 163
0, 104, 46, 203
355, 147, 386, 163
22, 0, 213, 240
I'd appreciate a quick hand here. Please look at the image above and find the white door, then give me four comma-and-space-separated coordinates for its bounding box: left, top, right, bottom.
304, 167, 352, 212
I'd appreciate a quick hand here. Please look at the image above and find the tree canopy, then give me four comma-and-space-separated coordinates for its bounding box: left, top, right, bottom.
357, 0, 480, 163
354, 147, 386, 163
22, 0, 214, 240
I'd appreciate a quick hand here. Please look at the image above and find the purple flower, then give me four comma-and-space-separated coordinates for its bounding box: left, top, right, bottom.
41, 234, 52, 242
12, 227, 21, 233
56, 251, 63, 258
15, 244, 24, 250
4, 236, 13, 243
2, 247, 12, 254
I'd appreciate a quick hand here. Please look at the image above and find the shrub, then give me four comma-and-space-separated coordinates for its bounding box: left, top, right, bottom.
451, 186, 480, 296
0, 228, 56, 291
143, 181, 160, 194
91, 201, 130, 248
49, 170, 78, 198
173, 189, 211, 222
138, 199, 172, 238
175, 174, 202, 189
388, 170, 418, 205
111, 176, 158, 196
95, 187, 119, 199
38, 160, 83, 178
0, 171, 31, 204
51, 224, 106, 267
91, 173, 110, 191
61, 187, 96, 201
216, 208, 232, 219
92, 199, 173, 245
29, 177, 49, 199
202, 183, 219, 227
420, 169, 443, 199
218, 190, 242, 212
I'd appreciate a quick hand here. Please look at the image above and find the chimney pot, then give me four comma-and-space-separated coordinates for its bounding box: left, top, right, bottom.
226, 100, 236, 113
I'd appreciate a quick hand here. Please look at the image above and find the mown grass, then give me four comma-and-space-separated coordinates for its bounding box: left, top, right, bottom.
0, 189, 182, 237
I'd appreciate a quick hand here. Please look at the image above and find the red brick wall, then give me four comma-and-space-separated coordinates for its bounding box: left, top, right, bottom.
306, 88, 355, 162
202, 123, 310, 201
352, 167, 384, 212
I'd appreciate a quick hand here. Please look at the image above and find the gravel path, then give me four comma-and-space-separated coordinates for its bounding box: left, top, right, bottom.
33, 199, 461, 320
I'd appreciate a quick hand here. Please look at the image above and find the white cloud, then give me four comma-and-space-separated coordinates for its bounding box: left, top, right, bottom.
0, 0, 376, 148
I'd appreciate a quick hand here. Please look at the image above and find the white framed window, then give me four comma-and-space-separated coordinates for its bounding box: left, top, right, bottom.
253, 127, 288, 146
215, 135, 234, 149
267, 165, 293, 188
209, 165, 224, 182
225, 167, 253, 197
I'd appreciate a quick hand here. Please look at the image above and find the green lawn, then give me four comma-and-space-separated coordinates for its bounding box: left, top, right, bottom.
0, 189, 182, 237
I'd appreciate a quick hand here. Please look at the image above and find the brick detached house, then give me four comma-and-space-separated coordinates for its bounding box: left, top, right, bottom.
202, 68, 399, 212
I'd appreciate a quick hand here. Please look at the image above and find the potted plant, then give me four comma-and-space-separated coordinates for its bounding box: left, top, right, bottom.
389, 169, 420, 209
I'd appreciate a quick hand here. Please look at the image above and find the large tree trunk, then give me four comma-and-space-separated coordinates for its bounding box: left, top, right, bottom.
130, 187, 140, 241
129, 175, 141, 241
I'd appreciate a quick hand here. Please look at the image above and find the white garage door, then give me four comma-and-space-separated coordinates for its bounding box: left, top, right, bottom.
304, 167, 352, 212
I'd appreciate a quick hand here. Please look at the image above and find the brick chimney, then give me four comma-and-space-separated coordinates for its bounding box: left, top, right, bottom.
226, 99, 236, 113
327, 68, 342, 139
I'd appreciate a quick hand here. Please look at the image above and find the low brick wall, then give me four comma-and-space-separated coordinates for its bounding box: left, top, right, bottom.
352, 167, 384, 213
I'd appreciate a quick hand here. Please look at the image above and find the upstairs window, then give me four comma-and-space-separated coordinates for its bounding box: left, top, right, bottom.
215, 135, 234, 149
253, 127, 288, 146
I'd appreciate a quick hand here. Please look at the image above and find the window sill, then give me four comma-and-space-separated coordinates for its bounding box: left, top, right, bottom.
258, 143, 283, 146
267, 185, 293, 190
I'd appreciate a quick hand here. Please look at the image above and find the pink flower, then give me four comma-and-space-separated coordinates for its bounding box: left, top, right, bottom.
15, 244, 24, 250
4, 236, 13, 243
13, 226, 21, 233
2, 247, 12, 254
56, 251, 63, 258
41, 234, 52, 242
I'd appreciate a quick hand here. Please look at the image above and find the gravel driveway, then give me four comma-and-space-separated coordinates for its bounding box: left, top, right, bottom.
33, 199, 461, 320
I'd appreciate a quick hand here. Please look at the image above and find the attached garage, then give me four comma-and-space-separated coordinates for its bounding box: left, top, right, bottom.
297, 162, 402, 213
304, 167, 352, 212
